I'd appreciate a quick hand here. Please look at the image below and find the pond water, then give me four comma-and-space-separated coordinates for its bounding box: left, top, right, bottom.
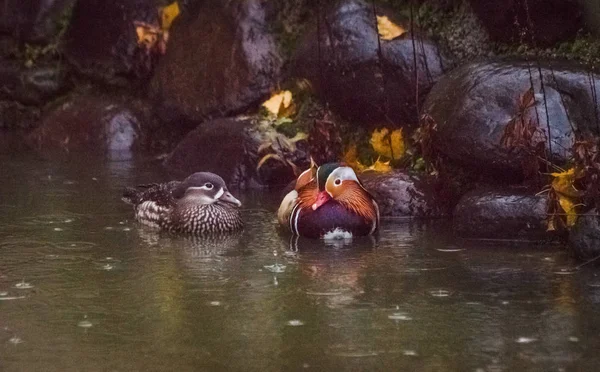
1, 153, 600, 371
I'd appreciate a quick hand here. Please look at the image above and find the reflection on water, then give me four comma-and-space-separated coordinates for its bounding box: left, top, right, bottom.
0, 154, 598, 371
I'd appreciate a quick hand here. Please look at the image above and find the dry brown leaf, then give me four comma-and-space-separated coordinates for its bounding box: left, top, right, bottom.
256, 153, 286, 171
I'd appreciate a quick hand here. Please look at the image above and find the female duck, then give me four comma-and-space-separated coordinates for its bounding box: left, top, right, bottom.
282, 163, 379, 239
122, 172, 243, 234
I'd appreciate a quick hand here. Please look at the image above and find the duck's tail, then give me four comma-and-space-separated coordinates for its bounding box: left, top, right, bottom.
121, 183, 157, 205
121, 187, 141, 205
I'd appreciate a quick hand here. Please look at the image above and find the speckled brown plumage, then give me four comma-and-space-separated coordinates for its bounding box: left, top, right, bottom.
122, 172, 243, 235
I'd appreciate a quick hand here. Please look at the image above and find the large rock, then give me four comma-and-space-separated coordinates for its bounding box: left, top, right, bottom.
294, 0, 452, 126
360, 170, 453, 218
164, 117, 309, 189
0, 101, 40, 130
468, 0, 583, 47
423, 60, 600, 182
150, 0, 282, 125
0, 61, 68, 105
579, 0, 600, 36
453, 187, 549, 240
64, 0, 160, 82
26, 92, 159, 159
569, 211, 600, 261
0, 0, 74, 43
0, 60, 67, 131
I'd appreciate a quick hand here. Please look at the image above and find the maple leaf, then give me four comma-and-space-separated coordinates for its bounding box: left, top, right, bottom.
370, 128, 405, 160
376, 16, 405, 40
160, 2, 180, 31
262, 91, 294, 117
363, 157, 392, 173
549, 168, 581, 227
135, 21, 160, 49
342, 144, 366, 171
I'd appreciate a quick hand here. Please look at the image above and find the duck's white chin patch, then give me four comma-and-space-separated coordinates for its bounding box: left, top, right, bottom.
322, 228, 353, 241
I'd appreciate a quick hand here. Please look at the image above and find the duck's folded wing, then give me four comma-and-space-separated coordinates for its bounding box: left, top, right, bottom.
121, 181, 179, 207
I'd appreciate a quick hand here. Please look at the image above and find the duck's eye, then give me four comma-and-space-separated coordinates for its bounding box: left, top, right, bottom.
334, 178, 342, 186
204, 183, 214, 189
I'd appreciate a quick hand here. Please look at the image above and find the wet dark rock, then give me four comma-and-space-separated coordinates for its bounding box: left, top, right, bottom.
467, 0, 583, 47
580, 0, 600, 36
0, 130, 30, 154
569, 210, 600, 261
26, 92, 157, 159
453, 187, 549, 240
360, 171, 452, 218
150, 0, 282, 125
423, 60, 600, 183
0, 0, 74, 43
164, 117, 308, 189
0, 61, 68, 105
64, 0, 160, 82
294, 0, 451, 126
0, 101, 40, 130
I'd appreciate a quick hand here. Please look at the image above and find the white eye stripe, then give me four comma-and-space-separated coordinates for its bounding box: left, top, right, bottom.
214, 187, 224, 199
328, 167, 359, 183
187, 185, 219, 192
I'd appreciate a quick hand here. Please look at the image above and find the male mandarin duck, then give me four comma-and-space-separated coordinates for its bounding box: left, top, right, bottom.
122, 172, 243, 234
277, 159, 318, 226
279, 162, 380, 239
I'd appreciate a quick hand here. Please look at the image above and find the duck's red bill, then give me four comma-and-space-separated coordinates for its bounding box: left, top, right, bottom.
312, 191, 331, 210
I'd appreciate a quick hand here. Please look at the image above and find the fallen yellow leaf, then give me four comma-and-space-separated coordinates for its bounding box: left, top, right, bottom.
370, 128, 405, 160
376, 15, 405, 41
559, 195, 578, 227
343, 144, 366, 171
160, 2, 180, 31
550, 168, 579, 198
135, 22, 160, 47
549, 167, 580, 227
262, 90, 293, 117
364, 157, 392, 173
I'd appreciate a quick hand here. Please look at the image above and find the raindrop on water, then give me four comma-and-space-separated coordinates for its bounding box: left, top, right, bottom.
53, 227, 63, 232
209, 301, 221, 306
287, 320, 304, 326
516, 337, 537, 344
436, 248, 464, 252
264, 264, 286, 273
102, 264, 114, 271
14, 280, 33, 289
569, 336, 579, 342
8, 336, 23, 345
554, 268, 577, 275
388, 312, 412, 321
0, 292, 8, 296
428, 289, 452, 297
78, 315, 93, 328
403, 350, 417, 356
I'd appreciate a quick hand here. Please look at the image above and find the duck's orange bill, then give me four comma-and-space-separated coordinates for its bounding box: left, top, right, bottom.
312, 191, 331, 210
